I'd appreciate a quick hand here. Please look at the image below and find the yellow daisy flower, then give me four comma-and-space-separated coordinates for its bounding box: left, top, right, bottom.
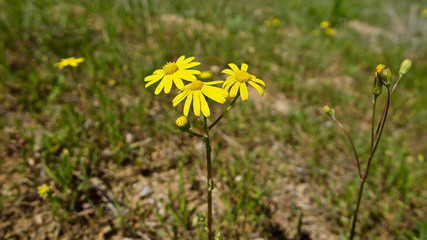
145, 55, 201, 95
172, 80, 228, 117
221, 63, 265, 101
320, 21, 330, 29
54, 57, 84, 69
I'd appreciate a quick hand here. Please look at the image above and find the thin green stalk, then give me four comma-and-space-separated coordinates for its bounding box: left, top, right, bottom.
349, 89, 391, 240
331, 116, 362, 179
370, 98, 377, 150
209, 94, 240, 130
203, 116, 214, 240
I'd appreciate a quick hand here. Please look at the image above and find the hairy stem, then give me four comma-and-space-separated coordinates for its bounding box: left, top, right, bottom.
203, 116, 214, 240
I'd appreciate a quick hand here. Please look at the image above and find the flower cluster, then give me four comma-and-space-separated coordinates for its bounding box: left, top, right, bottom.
317, 21, 337, 36
145, 56, 266, 118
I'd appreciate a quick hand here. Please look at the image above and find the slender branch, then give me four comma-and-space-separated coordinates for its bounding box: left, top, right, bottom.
187, 129, 205, 138
331, 116, 362, 179
203, 116, 214, 240
349, 88, 391, 240
208, 94, 240, 130
370, 98, 377, 150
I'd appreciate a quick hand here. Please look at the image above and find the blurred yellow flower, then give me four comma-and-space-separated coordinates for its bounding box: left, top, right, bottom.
421, 8, 427, 17
54, 57, 84, 69
272, 17, 280, 26
221, 63, 265, 101
38, 184, 51, 199
145, 56, 201, 94
320, 21, 330, 29
199, 71, 212, 79
325, 28, 337, 36
172, 80, 228, 117
264, 17, 280, 27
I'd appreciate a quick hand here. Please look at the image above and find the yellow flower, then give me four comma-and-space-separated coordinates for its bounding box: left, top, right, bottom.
375, 64, 386, 78
421, 8, 427, 17
272, 17, 280, 26
172, 80, 228, 117
320, 21, 330, 29
38, 184, 51, 199
54, 57, 84, 69
199, 71, 212, 79
176, 115, 191, 131
325, 28, 336, 36
221, 63, 265, 101
145, 55, 201, 95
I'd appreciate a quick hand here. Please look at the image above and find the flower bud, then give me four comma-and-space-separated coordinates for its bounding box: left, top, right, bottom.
373, 76, 383, 97
380, 67, 392, 87
399, 59, 412, 76
322, 105, 335, 117
176, 116, 191, 132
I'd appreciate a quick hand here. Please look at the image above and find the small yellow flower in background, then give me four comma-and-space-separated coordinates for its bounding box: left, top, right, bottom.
221, 63, 265, 101
320, 21, 331, 29
421, 8, 427, 17
145, 55, 201, 95
60, 148, 70, 158
108, 79, 116, 87
38, 184, 51, 199
264, 17, 280, 27
325, 28, 337, 36
199, 71, 213, 79
172, 80, 228, 117
54, 57, 84, 69
375, 64, 386, 78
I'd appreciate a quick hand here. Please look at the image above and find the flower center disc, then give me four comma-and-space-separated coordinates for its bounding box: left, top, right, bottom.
235, 71, 251, 83
163, 62, 178, 75
189, 80, 203, 91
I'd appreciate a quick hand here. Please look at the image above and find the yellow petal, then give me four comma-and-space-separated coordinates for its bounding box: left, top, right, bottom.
240, 83, 248, 101
173, 90, 189, 107
204, 80, 224, 86
251, 77, 265, 87
181, 61, 201, 69
145, 72, 164, 82
228, 63, 240, 72
183, 92, 193, 116
201, 85, 227, 103
193, 91, 201, 116
241, 63, 248, 72
224, 80, 235, 92
182, 56, 195, 65
176, 55, 185, 65
178, 71, 199, 81
229, 83, 240, 97
221, 69, 235, 75
199, 94, 211, 117
248, 81, 264, 96
154, 78, 167, 95
173, 75, 185, 90
164, 75, 173, 94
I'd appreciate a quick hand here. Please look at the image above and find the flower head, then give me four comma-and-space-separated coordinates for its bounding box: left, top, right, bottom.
221, 63, 265, 101
54, 57, 84, 69
325, 28, 336, 36
176, 116, 191, 131
145, 56, 201, 95
172, 80, 228, 117
320, 21, 331, 29
199, 71, 212, 79
375, 64, 386, 78
38, 184, 51, 199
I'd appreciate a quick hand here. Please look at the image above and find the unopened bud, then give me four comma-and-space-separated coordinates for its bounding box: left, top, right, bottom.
399, 59, 412, 76
176, 116, 191, 132
373, 76, 383, 97
380, 68, 392, 87
322, 105, 335, 117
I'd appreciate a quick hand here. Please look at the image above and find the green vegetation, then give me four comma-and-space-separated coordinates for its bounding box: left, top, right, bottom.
0, 0, 426, 239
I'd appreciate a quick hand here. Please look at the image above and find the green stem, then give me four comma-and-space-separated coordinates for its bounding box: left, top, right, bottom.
203, 116, 214, 240
370, 98, 377, 150
349, 89, 391, 240
209, 94, 240, 130
331, 116, 362, 179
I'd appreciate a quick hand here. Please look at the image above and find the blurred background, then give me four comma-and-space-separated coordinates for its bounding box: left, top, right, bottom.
0, 0, 426, 239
